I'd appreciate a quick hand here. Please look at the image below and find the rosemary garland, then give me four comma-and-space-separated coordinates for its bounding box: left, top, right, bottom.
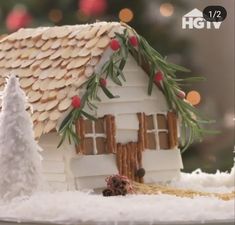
58, 27, 212, 152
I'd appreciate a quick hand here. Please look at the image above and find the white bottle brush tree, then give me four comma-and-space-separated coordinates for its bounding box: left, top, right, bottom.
0, 75, 42, 200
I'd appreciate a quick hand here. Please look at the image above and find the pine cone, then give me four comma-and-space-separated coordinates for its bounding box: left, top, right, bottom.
114, 188, 127, 196
102, 188, 114, 197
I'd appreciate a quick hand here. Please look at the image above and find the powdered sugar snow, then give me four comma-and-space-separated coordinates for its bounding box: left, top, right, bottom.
0, 169, 234, 224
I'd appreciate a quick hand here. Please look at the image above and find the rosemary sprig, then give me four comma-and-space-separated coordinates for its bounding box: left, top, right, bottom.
58, 27, 212, 152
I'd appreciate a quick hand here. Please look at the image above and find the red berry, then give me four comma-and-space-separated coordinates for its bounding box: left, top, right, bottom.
154, 71, 164, 83
129, 36, 138, 47
99, 78, 107, 87
71, 96, 81, 108
110, 39, 120, 51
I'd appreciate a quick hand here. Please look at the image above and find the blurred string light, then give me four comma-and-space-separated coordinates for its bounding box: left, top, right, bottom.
6, 5, 32, 32
119, 8, 134, 23
186, 90, 201, 106
79, 0, 107, 16
48, 9, 63, 23
159, 3, 174, 17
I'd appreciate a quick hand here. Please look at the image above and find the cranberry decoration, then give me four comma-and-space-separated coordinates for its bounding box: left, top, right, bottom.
71, 95, 81, 108
110, 39, 121, 51
99, 78, 107, 87
129, 36, 138, 47
154, 71, 164, 83
6, 8, 32, 32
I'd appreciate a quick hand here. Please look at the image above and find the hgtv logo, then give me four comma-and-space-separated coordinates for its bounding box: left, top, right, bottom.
182, 8, 222, 29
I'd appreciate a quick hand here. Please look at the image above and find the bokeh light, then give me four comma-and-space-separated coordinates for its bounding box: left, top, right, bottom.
48, 9, 63, 23
6, 5, 32, 32
79, 0, 107, 16
186, 90, 201, 106
119, 8, 134, 23
159, 3, 174, 17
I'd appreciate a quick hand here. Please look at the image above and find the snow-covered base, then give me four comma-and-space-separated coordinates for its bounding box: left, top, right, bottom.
0, 169, 234, 225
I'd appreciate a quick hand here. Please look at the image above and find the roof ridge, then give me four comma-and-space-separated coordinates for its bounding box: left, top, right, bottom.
1, 22, 124, 43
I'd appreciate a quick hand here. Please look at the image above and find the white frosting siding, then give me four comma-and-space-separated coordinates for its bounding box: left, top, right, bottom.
39, 133, 76, 191
94, 55, 168, 144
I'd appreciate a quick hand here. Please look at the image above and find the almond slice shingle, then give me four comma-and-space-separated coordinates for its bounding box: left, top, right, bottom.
57, 89, 67, 100
55, 79, 66, 89
36, 49, 54, 60
55, 69, 67, 80
76, 40, 86, 48
49, 49, 61, 60
97, 25, 109, 37
84, 66, 94, 77
32, 111, 40, 122
66, 56, 90, 70
67, 39, 77, 46
18, 69, 33, 78
41, 91, 49, 102
52, 59, 63, 68
32, 80, 41, 91
34, 122, 44, 138
49, 110, 61, 121
97, 36, 110, 48
43, 120, 56, 133
77, 47, 90, 57
58, 98, 71, 111
61, 47, 73, 59
36, 102, 47, 112
40, 59, 53, 69
28, 91, 42, 103
91, 47, 103, 57
45, 99, 59, 111
85, 37, 99, 49
20, 77, 35, 88
84, 25, 100, 39
39, 79, 50, 91
41, 39, 53, 51
65, 78, 75, 86
38, 111, 49, 122
48, 90, 57, 99
35, 39, 45, 48
51, 39, 62, 49
89, 56, 100, 66
21, 60, 36, 69
68, 86, 79, 98
56, 29, 71, 38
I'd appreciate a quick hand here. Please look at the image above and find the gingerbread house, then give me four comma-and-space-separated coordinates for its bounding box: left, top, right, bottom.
0, 22, 190, 190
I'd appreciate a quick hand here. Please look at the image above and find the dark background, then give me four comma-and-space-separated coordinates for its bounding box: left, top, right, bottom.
0, 0, 234, 173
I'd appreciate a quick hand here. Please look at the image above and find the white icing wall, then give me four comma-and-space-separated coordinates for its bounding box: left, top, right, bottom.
87, 55, 169, 144
39, 132, 76, 191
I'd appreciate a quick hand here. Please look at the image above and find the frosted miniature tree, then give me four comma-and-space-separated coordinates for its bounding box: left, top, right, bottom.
0, 75, 42, 200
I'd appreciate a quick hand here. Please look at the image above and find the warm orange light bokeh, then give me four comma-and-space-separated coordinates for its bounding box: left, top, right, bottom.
186, 91, 201, 105
159, 3, 174, 17
119, 8, 134, 23
48, 9, 63, 23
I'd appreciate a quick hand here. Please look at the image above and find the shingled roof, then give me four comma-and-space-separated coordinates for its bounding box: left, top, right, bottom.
0, 22, 126, 138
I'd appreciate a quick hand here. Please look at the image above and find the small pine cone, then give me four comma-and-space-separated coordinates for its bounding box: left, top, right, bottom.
111, 177, 122, 189
102, 188, 114, 197
121, 180, 127, 186
114, 188, 127, 196
112, 177, 121, 185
